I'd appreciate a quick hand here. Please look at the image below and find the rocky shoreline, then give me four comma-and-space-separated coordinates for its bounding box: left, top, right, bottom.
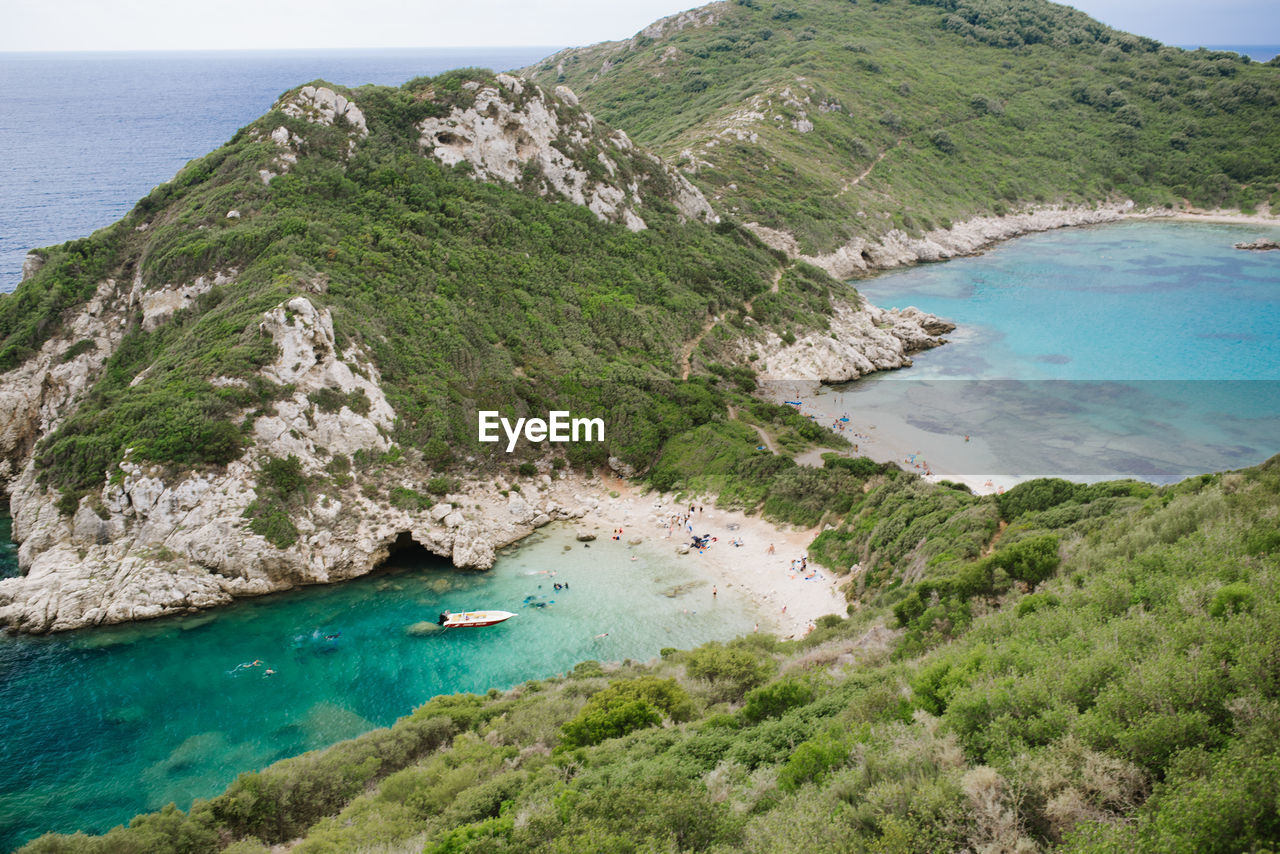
0, 290, 948, 635
747, 201, 1279, 280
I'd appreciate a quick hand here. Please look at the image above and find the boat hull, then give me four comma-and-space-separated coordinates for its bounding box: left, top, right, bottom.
439, 610, 516, 628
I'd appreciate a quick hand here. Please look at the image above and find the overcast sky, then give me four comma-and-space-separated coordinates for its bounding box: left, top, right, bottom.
2, 0, 1276, 53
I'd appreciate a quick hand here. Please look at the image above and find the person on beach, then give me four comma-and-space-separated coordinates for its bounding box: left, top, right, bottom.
712, 585, 717, 598
767, 543, 775, 554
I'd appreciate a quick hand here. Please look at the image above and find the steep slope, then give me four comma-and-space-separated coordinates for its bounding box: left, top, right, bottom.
22, 457, 1280, 852
524, 0, 1280, 271
0, 70, 949, 633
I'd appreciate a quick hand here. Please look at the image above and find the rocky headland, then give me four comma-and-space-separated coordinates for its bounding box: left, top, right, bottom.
0, 77, 951, 635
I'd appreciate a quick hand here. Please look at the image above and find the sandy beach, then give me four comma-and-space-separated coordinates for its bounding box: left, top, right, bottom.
562, 474, 848, 639
1136, 205, 1279, 228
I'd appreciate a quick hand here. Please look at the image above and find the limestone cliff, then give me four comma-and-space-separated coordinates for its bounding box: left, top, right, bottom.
749, 301, 954, 384
416, 74, 715, 231
0, 71, 950, 635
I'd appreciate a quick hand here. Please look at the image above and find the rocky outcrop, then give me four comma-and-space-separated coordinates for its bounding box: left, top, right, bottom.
255, 85, 368, 184
1234, 238, 1280, 251
0, 282, 608, 634
417, 75, 716, 230
0, 277, 136, 496
747, 300, 954, 384
141, 269, 235, 331
0, 459, 595, 633
748, 202, 1137, 279
21, 252, 44, 283
280, 85, 369, 137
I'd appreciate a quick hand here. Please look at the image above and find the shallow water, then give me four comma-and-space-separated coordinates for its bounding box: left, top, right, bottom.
810, 221, 1280, 481
0, 523, 754, 848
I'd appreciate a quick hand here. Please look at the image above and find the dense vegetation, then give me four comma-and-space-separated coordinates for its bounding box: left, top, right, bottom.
5, 2, 1279, 849
2, 69, 855, 513
527, 0, 1280, 253
22, 456, 1280, 852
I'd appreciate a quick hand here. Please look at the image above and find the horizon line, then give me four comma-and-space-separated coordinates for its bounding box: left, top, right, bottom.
0, 45, 569, 56
1, 42, 1276, 56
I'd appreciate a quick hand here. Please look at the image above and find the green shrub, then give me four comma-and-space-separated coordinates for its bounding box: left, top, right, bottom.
260, 455, 305, 497
741, 679, 816, 723
1209, 582, 1255, 618
778, 731, 849, 792
990, 533, 1061, 586
685, 642, 774, 702
560, 677, 692, 748
997, 478, 1078, 520
389, 486, 433, 512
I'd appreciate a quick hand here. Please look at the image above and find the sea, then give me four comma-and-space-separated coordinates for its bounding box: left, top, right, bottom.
0, 48, 559, 293
802, 220, 1280, 485
1181, 44, 1280, 62
1, 48, 1280, 848
0, 520, 758, 848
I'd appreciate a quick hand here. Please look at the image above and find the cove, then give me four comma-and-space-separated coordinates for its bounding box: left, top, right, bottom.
812, 220, 1280, 483
0, 522, 755, 849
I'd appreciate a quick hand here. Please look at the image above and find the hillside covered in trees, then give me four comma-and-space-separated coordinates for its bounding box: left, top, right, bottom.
527, 0, 1280, 254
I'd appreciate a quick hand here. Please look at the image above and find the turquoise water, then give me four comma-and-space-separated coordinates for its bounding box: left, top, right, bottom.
811, 221, 1280, 480
859, 221, 1280, 381
0, 524, 755, 848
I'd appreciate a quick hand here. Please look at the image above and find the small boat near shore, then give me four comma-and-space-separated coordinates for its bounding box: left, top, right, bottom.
437, 610, 517, 628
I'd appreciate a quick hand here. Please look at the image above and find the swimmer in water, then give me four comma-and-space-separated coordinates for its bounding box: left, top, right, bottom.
594, 632, 609, 639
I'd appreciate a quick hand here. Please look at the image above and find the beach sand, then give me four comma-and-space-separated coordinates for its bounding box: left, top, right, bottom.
1140, 206, 1279, 228
566, 474, 847, 639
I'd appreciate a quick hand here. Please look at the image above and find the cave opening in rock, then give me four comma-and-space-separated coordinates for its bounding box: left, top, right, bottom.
378, 531, 439, 572
860, 249, 873, 265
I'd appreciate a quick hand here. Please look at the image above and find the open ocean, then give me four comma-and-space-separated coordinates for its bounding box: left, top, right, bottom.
1182, 44, 1280, 62
0, 48, 558, 293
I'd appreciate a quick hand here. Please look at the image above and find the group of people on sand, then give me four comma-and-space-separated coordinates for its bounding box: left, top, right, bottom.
905, 453, 933, 477
665, 508, 701, 538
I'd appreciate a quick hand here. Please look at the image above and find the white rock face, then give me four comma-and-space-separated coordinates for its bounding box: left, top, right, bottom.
757, 202, 1137, 280
749, 300, 954, 384
257, 85, 368, 184
280, 85, 368, 137
640, 5, 719, 40
139, 269, 235, 332
417, 76, 716, 229
0, 277, 135, 495
21, 252, 44, 282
